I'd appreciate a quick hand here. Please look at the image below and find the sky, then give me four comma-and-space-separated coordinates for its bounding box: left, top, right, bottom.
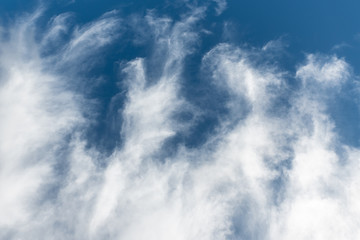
1, 0, 360, 239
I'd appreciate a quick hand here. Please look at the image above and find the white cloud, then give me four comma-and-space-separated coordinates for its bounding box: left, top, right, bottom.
0, 3, 360, 240
213, 0, 227, 15
41, 12, 73, 46
0, 9, 119, 239
296, 54, 350, 87
268, 53, 359, 240
62, 10, 121, 64
0, 15, 82, 230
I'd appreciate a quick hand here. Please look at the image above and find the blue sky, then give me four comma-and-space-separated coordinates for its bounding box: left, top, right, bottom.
1, 0, 360, 239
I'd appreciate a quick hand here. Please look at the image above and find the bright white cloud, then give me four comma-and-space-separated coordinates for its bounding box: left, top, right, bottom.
296, 54, 350, 87
268, 54, 359, 240
0, 3, 359, 240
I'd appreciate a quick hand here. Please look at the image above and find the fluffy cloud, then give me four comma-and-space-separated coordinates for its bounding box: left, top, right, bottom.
296, 54, 350, 87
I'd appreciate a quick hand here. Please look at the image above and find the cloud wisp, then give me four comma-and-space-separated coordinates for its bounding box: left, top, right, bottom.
0, 2, 360, 240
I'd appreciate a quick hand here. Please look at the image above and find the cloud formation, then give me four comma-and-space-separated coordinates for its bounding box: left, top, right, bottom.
0, 2, 359, 240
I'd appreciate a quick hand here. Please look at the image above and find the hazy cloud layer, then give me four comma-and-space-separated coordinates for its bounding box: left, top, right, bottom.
0, 2, 359, 240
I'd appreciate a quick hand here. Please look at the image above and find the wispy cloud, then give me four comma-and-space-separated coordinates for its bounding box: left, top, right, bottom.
0, 8, 120, 239
213, 0, 227, 15
0, 2, 360, 240
296, 54, 350, 87
269, 53, 358, 239
0, 11, 83, 235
